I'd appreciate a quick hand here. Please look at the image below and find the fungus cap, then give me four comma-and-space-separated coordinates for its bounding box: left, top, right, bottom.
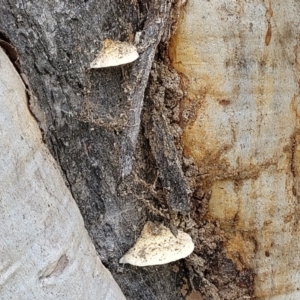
90, 39, 139, 68
119, 221, 194, 266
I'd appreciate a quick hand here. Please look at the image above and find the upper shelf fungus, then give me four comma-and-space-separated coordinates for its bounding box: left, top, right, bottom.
90, 39, 139, 68
119, 221, 194, 266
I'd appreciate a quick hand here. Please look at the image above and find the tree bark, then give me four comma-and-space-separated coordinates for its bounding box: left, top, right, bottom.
169, 0, 300, 299
0, 0, 277, 299
1, 1, 192, 299
0, 47, 125, 300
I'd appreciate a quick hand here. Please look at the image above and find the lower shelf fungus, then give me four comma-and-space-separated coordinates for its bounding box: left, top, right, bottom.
119, 221, 194, 266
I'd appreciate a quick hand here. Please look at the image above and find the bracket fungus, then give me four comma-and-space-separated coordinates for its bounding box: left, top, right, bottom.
119, 221, 194, 266
90, 39, 139, 68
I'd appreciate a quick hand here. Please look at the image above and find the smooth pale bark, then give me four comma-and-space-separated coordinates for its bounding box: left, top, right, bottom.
0, 48, 125, 300
170, 0, 300, 299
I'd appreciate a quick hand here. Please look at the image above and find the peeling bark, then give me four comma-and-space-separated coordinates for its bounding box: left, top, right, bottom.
120, 0, 171, 177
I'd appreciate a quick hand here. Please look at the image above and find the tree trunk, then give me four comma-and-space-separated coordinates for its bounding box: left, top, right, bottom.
2, 0, 298, 299
1, 1, 194, 299
0, 47, 125, 300
169, 0, 300, 299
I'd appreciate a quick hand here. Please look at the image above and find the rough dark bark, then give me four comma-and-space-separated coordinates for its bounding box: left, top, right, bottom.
1, 0, 255, 299
0, 1, 188, 299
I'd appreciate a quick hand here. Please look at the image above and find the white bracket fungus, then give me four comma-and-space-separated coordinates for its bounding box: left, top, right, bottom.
119, 221, 194, 266
90, 39, 139, 68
